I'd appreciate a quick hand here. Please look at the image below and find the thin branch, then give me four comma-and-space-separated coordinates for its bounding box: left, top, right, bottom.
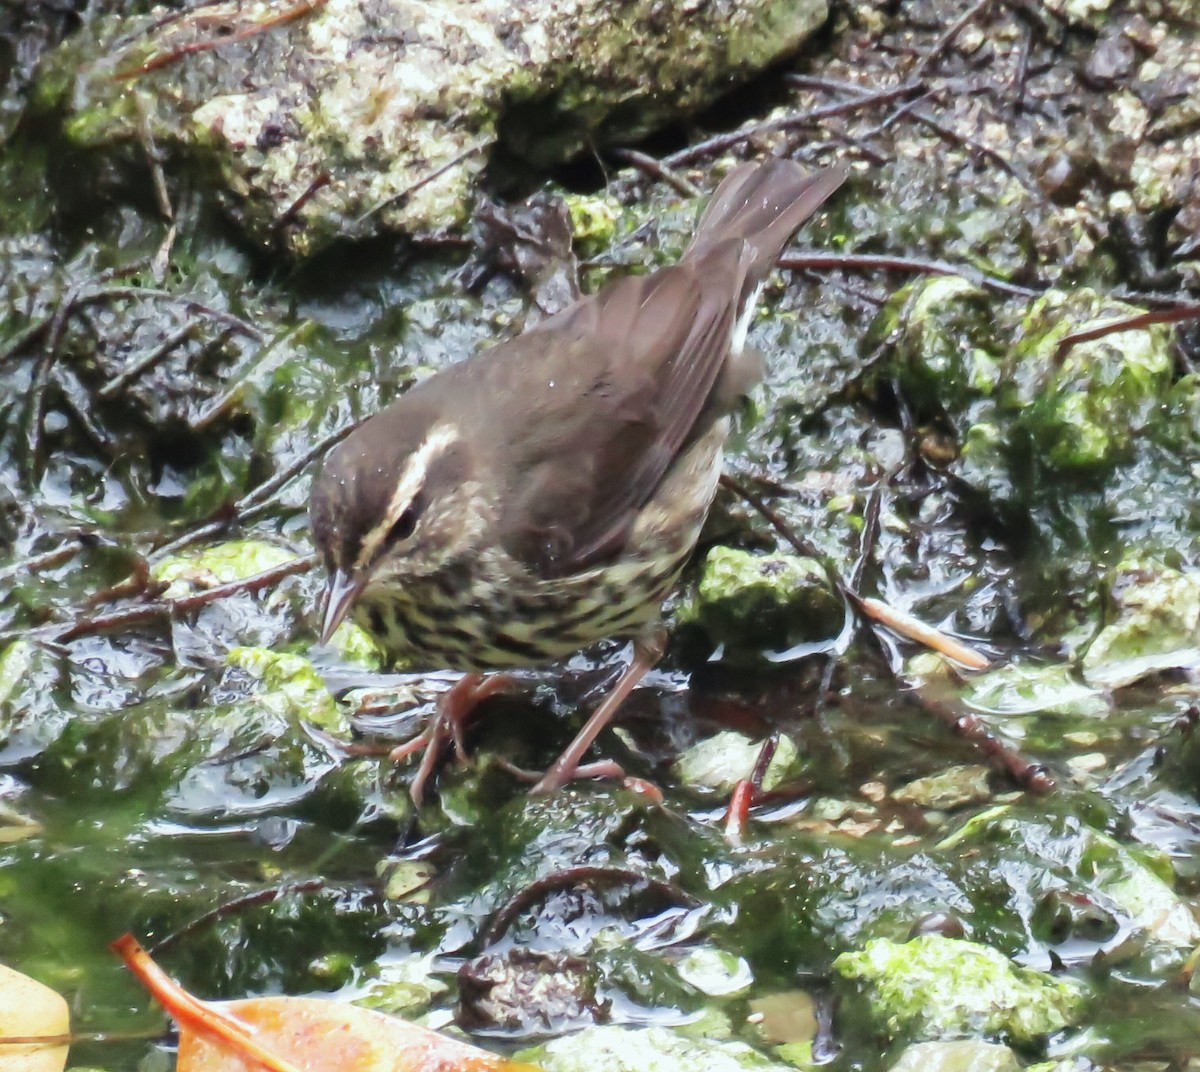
48, 554, 316, 644
98, 324, 194, 399
149, 879, 327, 956
273, 171, 331, 232
150, 418, 360, 559
909, 0, 993, 81
854, 595, 990, 669
778, 250, 1042, 299
664, 81, 925, 168
115, 0, 329, 80
609, 148, 700, 197
481, 866, 696, 948
910, 107, 1041, 199
1054, 302, 1200, 363
111, 935, 304, 1072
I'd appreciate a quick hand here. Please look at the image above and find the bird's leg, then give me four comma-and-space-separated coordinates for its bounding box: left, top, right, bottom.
396, 672, 517, 806
531, 627, 667, 796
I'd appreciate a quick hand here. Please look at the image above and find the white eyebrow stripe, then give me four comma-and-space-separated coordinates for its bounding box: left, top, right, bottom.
353, 422, 459, 570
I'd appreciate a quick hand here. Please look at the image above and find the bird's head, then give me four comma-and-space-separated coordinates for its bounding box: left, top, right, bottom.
309, 402, 483, 643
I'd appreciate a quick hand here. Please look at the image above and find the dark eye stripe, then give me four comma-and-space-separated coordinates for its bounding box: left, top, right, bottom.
388, 507, 418, 544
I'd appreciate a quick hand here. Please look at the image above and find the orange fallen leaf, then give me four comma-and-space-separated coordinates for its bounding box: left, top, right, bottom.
112, 934, 542, 1072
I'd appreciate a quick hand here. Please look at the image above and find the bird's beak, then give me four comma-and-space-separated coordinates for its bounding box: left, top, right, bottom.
319, 569, 365, 644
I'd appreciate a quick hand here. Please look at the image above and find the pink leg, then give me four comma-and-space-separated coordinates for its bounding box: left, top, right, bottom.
395, 672, 517, 806
531, 629, 666, 796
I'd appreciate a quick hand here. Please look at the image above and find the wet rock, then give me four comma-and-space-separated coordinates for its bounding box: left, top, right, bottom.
226, 646, 344, 731
748, 989, 818, 1046
672, 731, 801, 795
940, 806, 1200, 954
676, 946, 753, 997
961, 663, 1109, 720
832, 934, 1085, 1044
892, 765, 992, 811
1081, 32, 1137, 89
678, 547, 842, 664
152, 539, 297, 597
458, 948, 600, 1034
523, 1024, 793, 1072
353, 951, 447, 1017
1082, 562, 1200, 689
41, 0, 829, 256
887, 1040, 1021, 1072
1030, 889, 1119, 947
0, 640, 33, 711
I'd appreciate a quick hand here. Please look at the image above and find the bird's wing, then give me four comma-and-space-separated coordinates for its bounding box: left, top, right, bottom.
484, 241, 750, 578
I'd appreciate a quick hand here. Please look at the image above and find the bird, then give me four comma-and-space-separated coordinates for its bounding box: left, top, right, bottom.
309, 157, 847, 803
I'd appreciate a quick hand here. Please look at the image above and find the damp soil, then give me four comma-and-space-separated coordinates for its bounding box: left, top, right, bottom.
1, 2, 1199, 1070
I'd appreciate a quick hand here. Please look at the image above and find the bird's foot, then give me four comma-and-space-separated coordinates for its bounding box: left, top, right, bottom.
530, 629, 666, 796
389, 672, 518, 806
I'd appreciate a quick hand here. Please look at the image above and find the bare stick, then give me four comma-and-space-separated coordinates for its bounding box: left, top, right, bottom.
116, 0, 329, 80
98, 324, 194, 399
52, 554, 316, 643
909, 0, 994, 81
609, 148, 700, 197
778, 250, 1041, 299
855, 595, 990, 669
1053, 302, 1200, 363
481, 865, 696, 947
664, 81, 924, 168
149, 879, 326, 956
111, 934, 304, 1072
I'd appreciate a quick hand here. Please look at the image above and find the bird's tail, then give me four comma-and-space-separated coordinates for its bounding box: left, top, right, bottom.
685, 158, 847, 283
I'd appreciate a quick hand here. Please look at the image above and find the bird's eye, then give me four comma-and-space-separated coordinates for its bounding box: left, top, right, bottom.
387, 507, 419, 544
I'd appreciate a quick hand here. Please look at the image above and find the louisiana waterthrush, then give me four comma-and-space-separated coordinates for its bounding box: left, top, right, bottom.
310, 158, 847, 800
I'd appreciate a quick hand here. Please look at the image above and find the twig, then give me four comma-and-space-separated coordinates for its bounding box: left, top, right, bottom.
149, 879, 327, 956
906, 689, 1056, 793
50, 554, 316, 643
778, 250, 1042, 299
150, 418, 360, 559
609, 148, 700, 197
481, 865, 696, 947
98, 324, 195, 399
854, 595, 990, 669
23, 283, 82, 483
910, 107, 1041, 199
1053, 302, 1200, 363
115, 0, 329, 79
664, 81, 924, 168
136, 93, 174, 223
353, 142, 488, 227
273, 171, 331, 232
909, 0, 993, 81
1009, 18, 1032, 111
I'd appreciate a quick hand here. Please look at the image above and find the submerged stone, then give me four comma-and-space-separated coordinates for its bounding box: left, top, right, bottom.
961, 663, 1109, 720
523, 1024, 792, 1072
887, 1040, 1021, 1072
832, 935, 1085, 1044
673, 731, 801, 795
226, 646, 344, 732
1012, 289, 1174, 473
892, 765, 992, 811
1082, 563, 1200, 689
0, 640, 33, 711
679, 547, 842, 664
